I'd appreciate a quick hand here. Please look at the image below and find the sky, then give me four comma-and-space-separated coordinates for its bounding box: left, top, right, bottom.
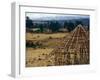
26, 13, 90, 21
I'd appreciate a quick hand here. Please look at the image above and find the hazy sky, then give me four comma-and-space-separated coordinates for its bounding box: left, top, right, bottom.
26, 13, 89, 21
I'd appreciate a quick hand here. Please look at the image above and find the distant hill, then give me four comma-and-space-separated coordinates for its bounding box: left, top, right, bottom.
26, 16, 90, 32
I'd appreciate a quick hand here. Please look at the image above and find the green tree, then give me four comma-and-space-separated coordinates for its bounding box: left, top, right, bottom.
49, 21, 60, 32
64, 21, 75, 32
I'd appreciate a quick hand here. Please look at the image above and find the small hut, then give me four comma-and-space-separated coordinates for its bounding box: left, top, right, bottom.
46, 24, 89, 65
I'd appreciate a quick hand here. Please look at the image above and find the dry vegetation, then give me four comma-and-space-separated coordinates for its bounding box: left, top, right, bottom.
26, 32, 70, 67
26, 48, 53, 67
26, 32, 69, 41
26, 26, 89, 67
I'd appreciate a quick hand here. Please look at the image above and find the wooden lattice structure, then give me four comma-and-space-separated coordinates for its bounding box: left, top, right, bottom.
46, 24, 89, 66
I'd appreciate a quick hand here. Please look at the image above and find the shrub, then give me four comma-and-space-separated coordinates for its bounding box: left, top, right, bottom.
49, 36, 53, 39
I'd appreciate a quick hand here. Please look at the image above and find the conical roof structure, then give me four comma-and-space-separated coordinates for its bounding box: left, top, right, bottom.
46, 24, 89, 66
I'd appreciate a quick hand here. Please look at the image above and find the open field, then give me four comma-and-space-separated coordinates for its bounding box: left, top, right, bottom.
26, 32, 71, 67
26, 32, 70, 41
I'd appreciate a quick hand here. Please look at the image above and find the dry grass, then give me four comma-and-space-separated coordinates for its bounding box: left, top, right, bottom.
26, 48, 53, 58
26, 32, 69, 41
26, 48, 54, 67
26, 32, 71, 67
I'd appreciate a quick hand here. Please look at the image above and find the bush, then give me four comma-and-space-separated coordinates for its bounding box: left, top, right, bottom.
26, 40, 44, 48
49, 36, 53, 39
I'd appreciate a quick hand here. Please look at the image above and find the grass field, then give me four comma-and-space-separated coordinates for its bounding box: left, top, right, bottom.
26, 32, 71, 67
26, 48, 54, 67
26, 32, 70, 41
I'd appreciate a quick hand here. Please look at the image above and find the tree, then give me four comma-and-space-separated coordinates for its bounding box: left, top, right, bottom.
26, 16, 33, 28
49, 21, 61, 32
64, 21, 68, 28
68, 22, 75, 32
39, 24, 44, 33
64, 21, 75, 32
75, 20, 83, 26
